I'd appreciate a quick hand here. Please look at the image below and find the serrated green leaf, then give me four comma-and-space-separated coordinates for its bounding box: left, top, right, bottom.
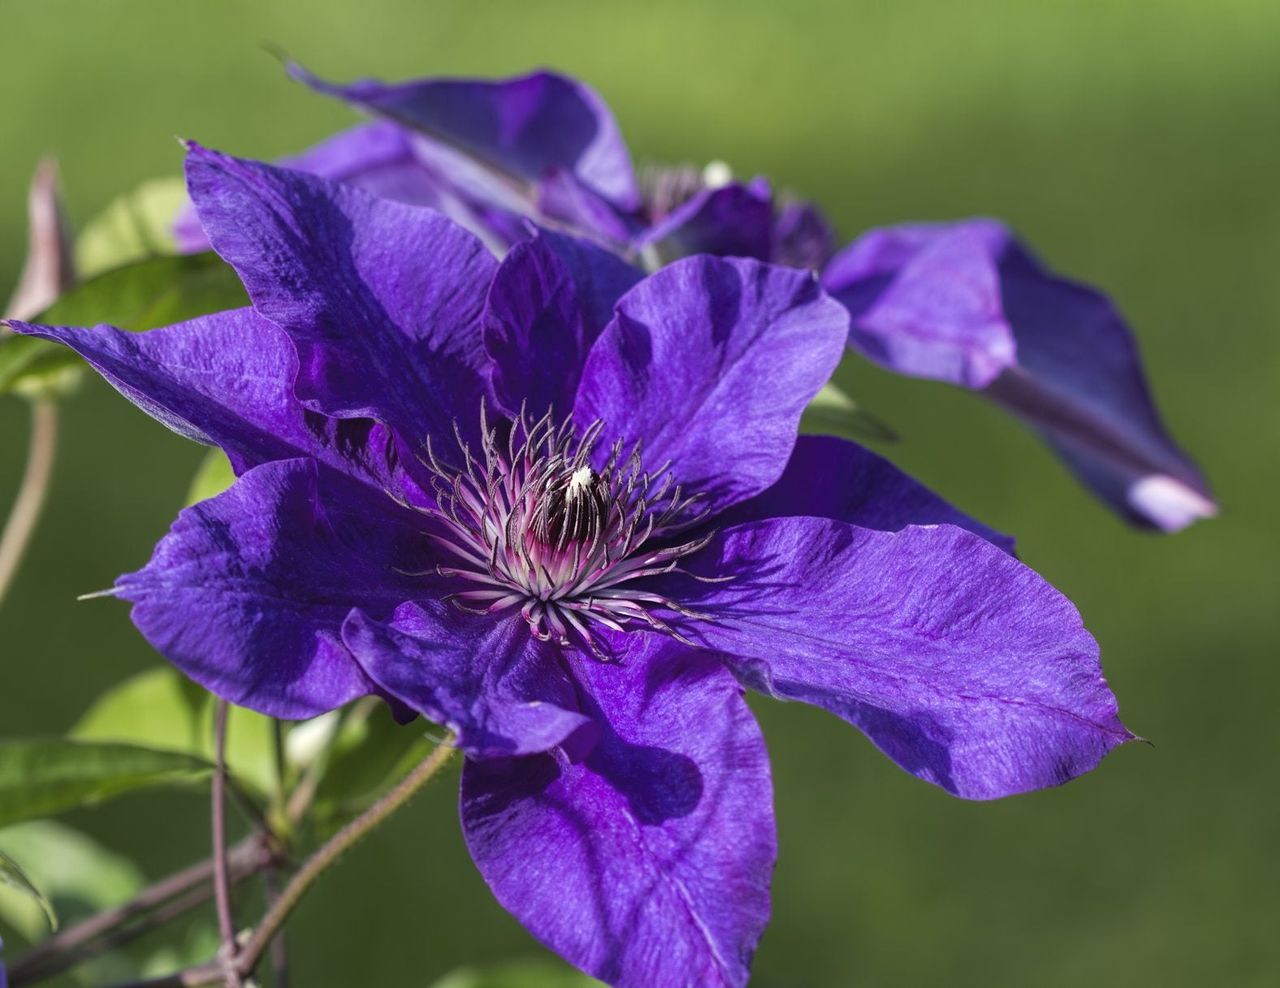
802, 382, 898, 443
430, 960, 604, 988
75, 177, 187, 278
71, 667, 277, 797
0, 253, 246, 399
0, 739, 211, 828
185, 448, 236, 506
0, 846, 58, 932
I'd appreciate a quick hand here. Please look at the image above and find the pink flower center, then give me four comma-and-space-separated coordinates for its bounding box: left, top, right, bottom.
407, 406, 719, 658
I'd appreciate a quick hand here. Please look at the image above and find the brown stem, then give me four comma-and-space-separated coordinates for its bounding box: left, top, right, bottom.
262, 869, 290, 988
110, 736, 456, 988
8, 836, 274, 986
210, 701, 242, 988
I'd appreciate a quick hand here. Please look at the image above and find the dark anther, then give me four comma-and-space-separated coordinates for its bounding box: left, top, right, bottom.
534, 466, 612, 547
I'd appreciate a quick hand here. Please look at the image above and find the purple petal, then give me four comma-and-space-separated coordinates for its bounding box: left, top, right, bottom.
824, 219, 1015, 388
7, 310, 396, 486
343, 602, 591, 757
824, 219, 1214, 530
772, 200, 836, 272
535, 167, 637, 246
575, 256, 848, 517
657, 516, 1131, 799
185, 144, 496, 446
483, 229, 641, 419
637, 181, 775, 263
279, 120, 445, 203
115, 458, 432, 719
720, 433, 1017, 554
291, 64, 639, 210
174, 121, 449, 254
461, 638, 774, 987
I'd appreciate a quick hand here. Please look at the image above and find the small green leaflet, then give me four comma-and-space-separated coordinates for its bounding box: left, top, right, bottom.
75, 177, 188, 279
0, 845, 58, 932
0, 252, 245, 399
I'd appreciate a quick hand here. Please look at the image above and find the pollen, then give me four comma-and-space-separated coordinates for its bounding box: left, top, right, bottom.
566, 465, 596, 496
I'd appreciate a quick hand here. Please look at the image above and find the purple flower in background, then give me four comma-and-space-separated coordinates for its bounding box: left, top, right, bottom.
211, 63, 1213, 532
22, 147, 1131, 986
822, 221, 1216, 531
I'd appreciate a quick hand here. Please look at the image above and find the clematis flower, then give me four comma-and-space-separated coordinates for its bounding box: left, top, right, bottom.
210, 63, 1213, 532
18, 147, 1131, 986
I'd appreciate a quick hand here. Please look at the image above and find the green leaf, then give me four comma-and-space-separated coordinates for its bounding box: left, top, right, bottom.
0, 330, 82, 400
0, 739, 211, 828
37, 252, 245, 332
0, 252, 246, 399
0, 846, 58, 932
0, 821, 148, 943
430, 960, 604, 988
802, 382, 898, 443
71, 667, 277, 797
75, 177, 187, 278
185, 448, 236, 506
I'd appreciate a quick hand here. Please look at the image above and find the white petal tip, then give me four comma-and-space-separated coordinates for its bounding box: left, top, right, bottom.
1128, 475, 1218, 532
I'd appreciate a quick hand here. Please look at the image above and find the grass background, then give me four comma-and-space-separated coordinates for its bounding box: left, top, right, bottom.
2, 1, 1277, 984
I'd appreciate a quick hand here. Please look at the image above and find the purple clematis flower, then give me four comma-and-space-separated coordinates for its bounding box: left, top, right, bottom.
19, 146, 1132, 986
202, 63, 1213, 533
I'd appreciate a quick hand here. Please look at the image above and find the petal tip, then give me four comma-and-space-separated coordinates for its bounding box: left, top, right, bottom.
1128, 474, 1218, 532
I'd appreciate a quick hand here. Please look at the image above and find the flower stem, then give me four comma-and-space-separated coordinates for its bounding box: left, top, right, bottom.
211, 701, 242, 988
106, 734, 457, 988
262, 867, 290, 988
8, 835, 276, 986
233, 736, 455, 980
0, 399, 58, 607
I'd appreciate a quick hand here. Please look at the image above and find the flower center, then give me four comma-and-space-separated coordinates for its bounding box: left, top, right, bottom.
405, 406, 717, 659
638, 160, 734, 220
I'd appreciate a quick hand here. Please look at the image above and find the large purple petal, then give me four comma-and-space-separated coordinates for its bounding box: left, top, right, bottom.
461, 637, 774, 987
574, 256, 848, 518
291, 64, 639, 211
7, 310, 395, 486
824, 218, 1214, 530
343, 602, 591, 757
175, 121, 450, 253
656, 516, 1131, 799
185, 144, 497, 447
720, 433, 1017, 554
483, 228, 641, 419
115, 458, 432, 719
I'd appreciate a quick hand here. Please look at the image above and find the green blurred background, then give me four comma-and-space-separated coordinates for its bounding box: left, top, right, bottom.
2, 1, 1277, 984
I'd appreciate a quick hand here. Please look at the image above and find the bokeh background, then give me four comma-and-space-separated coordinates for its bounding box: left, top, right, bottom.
2, 1, 1277, 985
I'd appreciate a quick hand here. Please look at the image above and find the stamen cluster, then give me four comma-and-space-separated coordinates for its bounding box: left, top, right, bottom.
407, 406, 718, 658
